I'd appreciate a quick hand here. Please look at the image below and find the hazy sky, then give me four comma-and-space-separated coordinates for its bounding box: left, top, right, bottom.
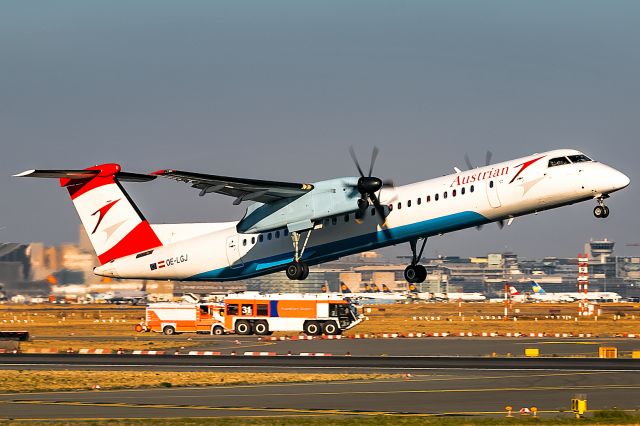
1, 1, 639, 259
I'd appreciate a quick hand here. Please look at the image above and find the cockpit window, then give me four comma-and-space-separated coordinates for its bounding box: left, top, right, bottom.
548, 157, 571, 167
567, 154, 592, 163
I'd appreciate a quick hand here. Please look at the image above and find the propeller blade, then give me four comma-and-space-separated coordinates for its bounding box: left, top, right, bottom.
485, 150, 493, 166
369, 192, 390, 228
368, 146, 379, 177
349, 146, 365, 177
464, 153, 474, 170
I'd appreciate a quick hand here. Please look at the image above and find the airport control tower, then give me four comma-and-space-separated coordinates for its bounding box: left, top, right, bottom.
587, 239, 615, 262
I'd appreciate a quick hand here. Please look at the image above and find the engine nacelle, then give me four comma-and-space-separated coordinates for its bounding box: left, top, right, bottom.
236, 177, 360, 234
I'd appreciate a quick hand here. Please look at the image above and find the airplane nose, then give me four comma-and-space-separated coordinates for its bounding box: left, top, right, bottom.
613, 170, 631, 190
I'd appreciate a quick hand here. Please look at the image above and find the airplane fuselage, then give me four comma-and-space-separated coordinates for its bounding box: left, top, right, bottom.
95, 149, 629, 281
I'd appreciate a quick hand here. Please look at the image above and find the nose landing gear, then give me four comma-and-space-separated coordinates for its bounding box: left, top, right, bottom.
404, 237, 428, 283
593, 197, 610, 218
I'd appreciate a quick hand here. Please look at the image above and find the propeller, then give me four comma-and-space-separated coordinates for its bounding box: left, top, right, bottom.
348, 147, 393, 227
463, 150, 494, 170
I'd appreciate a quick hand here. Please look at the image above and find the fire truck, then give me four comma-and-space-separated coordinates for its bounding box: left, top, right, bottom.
137, 302, 227, 335
223, 292, 362, 335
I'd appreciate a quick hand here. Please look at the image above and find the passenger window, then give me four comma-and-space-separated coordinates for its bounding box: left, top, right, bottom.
452, 189, 457, 197
275, 230, 280, 239
227, 304, 238, 315
388, 204, 393, 211
259, 235, 264, 243
407, 200, 411, 207
443, 191, 448, 199
251, 237, 255, 244
435, 193, 439, 201
427, 195, 431, 202
417, 198, 421, 205
267, 233, 272, 240
257, 304, 268, 316
470, 185, 474, 193
548, 157, 571, 167
398, 202, 402, 209
461, 187, 465, 195
242, 239, 247, 246
489, 181, 494, 188
568, 154, 592, 163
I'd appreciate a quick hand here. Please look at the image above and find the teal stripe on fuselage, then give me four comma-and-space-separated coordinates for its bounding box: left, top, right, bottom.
188, 210, 488, 281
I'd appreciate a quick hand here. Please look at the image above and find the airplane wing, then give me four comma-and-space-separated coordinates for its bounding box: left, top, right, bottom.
151, 169, 314, 204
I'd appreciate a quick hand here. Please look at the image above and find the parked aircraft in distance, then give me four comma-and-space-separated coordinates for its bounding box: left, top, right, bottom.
335, 282, 407, 303
409, 285, 487, 302
531, 281, 622, 303
16, 148, 629, 284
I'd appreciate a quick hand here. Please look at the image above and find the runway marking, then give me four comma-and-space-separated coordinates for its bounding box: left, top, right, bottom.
7, 400, 397, 417
119, 383, 640, 398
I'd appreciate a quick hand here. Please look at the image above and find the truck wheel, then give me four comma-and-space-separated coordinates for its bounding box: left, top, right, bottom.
304, 321, 321, 336
253, 320, 269, 335
322, 321, 339, 335
162, 325, 176, 335
235, 320, 252, 335
211, 326, 224, 336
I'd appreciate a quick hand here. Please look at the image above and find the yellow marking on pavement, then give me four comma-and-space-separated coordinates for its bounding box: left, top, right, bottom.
142, 383, 640, 398
8, 400, 394, 416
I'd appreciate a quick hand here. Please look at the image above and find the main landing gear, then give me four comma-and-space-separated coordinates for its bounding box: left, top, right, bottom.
593, 196, 610, 219
404, 237, 428, 284
286, 229, 313, 280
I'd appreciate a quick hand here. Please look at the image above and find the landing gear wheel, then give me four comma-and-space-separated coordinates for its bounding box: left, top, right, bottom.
235, 320, 252, 335
322, 321, 339, 335
286, 261, 308, 280
253, 320, 269, 336
414, 264, 427, 283
602, 206, 610, 218
594, 205, 604, 218
304, 321, 321, 336
299, 262, 309, 280
404, 265, 418, 283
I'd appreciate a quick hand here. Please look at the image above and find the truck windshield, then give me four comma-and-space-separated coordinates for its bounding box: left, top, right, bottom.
329, 303, 350, 317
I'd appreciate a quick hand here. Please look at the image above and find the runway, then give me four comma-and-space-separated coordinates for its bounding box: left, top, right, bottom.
27, 335, 640, 357
1, 370, 639, 420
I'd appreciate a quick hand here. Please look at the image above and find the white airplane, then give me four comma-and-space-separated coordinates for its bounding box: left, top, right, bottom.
15, 148, 629, 285
531, 281, 621, 303
507, 285, 529, 303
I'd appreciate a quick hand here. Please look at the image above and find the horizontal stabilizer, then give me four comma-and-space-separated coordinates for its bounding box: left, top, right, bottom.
14, 169, 156, 183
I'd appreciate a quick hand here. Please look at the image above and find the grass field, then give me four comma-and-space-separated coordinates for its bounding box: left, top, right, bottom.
0, 371, 396, 393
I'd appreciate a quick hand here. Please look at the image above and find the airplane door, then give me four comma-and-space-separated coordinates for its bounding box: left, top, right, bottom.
226, 235, 244, 268
486, 178, 502, 208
